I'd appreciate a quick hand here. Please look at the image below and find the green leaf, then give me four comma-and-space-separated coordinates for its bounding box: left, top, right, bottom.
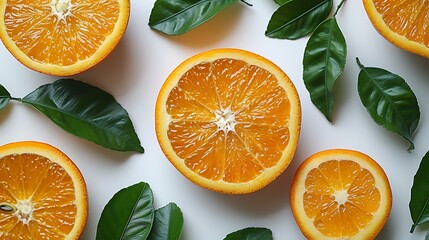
21, 79, 144, 153
410, 151, 429, 232
357, 59, 420, 150
224, 227, 273, 240
149, 0, 240, 35
0, 84, 10, 111
148, 203, 184, 240
96, 182, 155, 240
303, 17, 347, 121
426, 230, 429, 240
265, 0, 333, 39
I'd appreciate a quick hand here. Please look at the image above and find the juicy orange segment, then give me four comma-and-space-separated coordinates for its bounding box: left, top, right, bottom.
291, 149, 392, 240
155, 48, 301, 194
0, 0, 129, 76
363, 0, 429, 58
0, 141, 87, 239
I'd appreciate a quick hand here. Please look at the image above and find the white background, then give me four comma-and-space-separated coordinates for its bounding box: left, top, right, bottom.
1, 0, 429, 239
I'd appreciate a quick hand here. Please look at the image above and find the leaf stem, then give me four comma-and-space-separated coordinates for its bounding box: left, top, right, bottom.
356, 57, 365, 69
334, 0, 346, 17
410, 223, 417, 233
240, 0, 253, 7
10, 97, 22, 102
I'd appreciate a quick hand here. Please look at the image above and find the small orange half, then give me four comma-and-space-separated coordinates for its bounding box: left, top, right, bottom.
0, 0, 130, 76
291, 149, 392, 239
155, 48, 301, 194
363, 0, 429, 58
0, 141, 88, 239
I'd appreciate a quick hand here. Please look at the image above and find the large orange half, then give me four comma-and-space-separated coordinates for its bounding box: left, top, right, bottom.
0, 141, 88, 239
155, 48, 301, 194
0, 0, 130, 76
291, 149, 392, 239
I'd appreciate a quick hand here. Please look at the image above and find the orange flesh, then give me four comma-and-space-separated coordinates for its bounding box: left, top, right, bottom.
166, 58, 291, 183
304, 160, 381, 238
374, 0, 429, 47
0, 153, 77, 239
4, 0, 119, 66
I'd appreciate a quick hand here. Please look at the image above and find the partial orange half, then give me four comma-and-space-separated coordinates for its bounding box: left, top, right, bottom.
155, 48, 301, 194
363, 0, 429, 58
0, 141, 88, 239
291, 149, 392, 239
0, 0, 130, 76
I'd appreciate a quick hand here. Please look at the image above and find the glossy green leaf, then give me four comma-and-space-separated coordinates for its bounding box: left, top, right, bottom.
410, 151, 429, 233
21, 79, 144, 153
357, 59, 420, 150
148, 203, 184, 240
224, 227, 273, 240
303, 17, 346, 121
149, 0, 240, 35
0, 84, 10, 111
96, 182, 154, 240
265, 0, 333, 39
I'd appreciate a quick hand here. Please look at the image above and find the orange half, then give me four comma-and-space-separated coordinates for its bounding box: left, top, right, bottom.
363, 0, 429, 58
291, 149, 392, 239
0, 0, 130, 76
155, 48, 301, 194
0, 141, 88, 239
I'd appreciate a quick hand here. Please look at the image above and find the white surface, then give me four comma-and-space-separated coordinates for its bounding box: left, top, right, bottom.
1, 0, 429, 239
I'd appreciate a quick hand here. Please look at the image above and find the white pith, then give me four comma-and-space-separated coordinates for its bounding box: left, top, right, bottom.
214, 108, 237, 133
50, 0, 74, 21
333, 189, 349, 205
14, 200, 34, 224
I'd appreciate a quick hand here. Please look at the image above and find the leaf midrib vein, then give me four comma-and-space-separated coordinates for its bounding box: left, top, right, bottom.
22, 99, 129, 141
268, 0, 329, 35
362, 68, 413, 139
152, 0, 228, 25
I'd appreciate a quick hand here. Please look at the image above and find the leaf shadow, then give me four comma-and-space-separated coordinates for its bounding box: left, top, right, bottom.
157, 3, 247, 48
0, 103, 13, 125
329, 62, 356, 123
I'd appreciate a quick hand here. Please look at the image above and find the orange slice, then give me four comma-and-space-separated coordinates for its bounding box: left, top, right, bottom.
155, 48, 301, 194
290, 149, 392, 240
0, 0, 130, 76
363, 0, 429, 58
0, 141, 88, 239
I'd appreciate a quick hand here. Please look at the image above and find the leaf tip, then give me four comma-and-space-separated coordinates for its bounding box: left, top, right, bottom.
407, 142, 415, 151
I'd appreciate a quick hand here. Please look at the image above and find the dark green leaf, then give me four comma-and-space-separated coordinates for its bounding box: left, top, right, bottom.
410, 152, 429, 232
224, 227, 273, 240
303, 17, 346, 121
357, 59, 420, 150
22, 79, 144, 153
148, 203, 184, 240
96, 182, 155, 240
149, 0, 239, 35
265, 0, 333, 39
0, 84, 11, 111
